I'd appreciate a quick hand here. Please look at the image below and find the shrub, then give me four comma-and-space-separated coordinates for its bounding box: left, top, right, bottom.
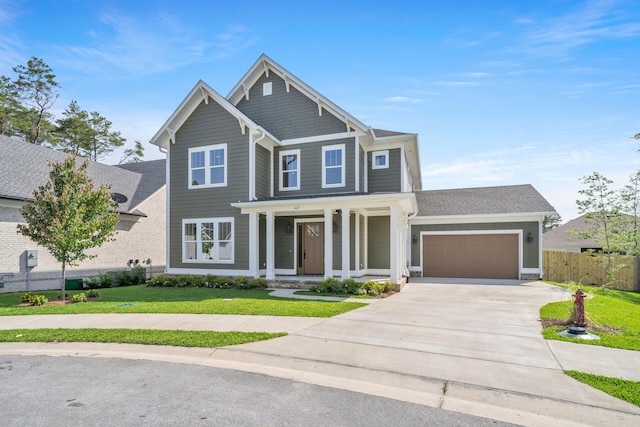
309, 284, 328, 293
20, 293, 48, 306
72, 293, 87, 303
215, 276, 233, 288
234, 275, 249, 286
342, 278, 363, 294
57, 291, 70, 299
117, 269, 134, 286
320, 277, 342, 293
247, 277, 266, 289
98, 272, 115, 288
84, 276, 101, 289
132, 266, 146, 284
87, 289, 100, 298
364, 280, 385, 296
382, 281, 395, 293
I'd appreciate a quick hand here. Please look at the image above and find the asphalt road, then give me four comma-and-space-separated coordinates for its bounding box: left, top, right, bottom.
1, 355, 516, 427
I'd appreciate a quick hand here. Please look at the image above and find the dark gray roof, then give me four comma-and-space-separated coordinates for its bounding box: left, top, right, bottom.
416, 184, 556, 216
372, 128, 412, 138
542, 215, 598, 249
115, 159, 166, 210
0, 136, 165, 215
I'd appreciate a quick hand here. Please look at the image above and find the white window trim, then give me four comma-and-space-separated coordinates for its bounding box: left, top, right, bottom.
322, 144, 345, 188
279, 149, 301, 191
182, 218, 234, 263
188, 144, 227, 189
372, 150, 389, 170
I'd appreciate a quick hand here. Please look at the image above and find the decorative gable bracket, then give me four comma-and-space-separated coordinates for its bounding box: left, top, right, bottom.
166, 127, 176, 144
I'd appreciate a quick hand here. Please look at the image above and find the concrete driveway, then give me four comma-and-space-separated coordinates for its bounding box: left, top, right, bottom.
2, 278, 639, 426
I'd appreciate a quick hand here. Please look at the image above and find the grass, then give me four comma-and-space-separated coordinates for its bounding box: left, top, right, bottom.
540, 282, 640, 351
294, 290, 372, 299
565, 370, 640, 407
0, 285, 366, 317
0, 328, 286, 348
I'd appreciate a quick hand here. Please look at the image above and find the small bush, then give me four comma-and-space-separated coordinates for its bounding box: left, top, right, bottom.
319, 277, 342, 293
84, 276, 101, 289
364, 280, 385, 296
72, 293, 87, 303
117, 269, 134, 286
382, 281, 395, 293
247, 277, 266, 289
20, 293, 48, 306
132, 266, 146, 284
234, 276, 249, 286
57, 291, 70, 299
342, 278, 363, 294
98, 272, 114, 288
87, 289, 100, 298
214, 276, 233, 289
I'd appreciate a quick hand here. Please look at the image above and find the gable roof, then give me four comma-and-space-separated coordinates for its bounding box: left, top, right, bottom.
0, 135, 164, 216
149, 80, 279, 150
415, 184, 556, 217
542, 215, 599, 250
115, 159, 166, 209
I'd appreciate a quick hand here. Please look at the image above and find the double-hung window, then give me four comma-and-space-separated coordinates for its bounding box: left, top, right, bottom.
279, 149, 300, 191
182, 218, 234, 263
188, 144, 227, 189
322, 144, 345, 188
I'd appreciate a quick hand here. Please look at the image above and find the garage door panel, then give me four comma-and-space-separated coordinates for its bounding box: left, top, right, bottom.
423, 234, 518, 279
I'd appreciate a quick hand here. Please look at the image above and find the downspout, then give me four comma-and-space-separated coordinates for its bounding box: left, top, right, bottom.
252, 130, 267, 201
405, 208, 419, 279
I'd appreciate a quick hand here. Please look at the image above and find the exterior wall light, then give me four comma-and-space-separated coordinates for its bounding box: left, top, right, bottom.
412, 234, 418, 244
527, 232, 534, 243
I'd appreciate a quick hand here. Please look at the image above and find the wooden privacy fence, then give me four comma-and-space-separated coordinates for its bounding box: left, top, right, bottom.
543, 250, 640, 291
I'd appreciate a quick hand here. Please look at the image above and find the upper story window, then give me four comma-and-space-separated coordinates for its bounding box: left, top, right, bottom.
372, 150, 389, 169
188, 144, 227, 189
279, 149, 300, 191
182, 218, 234, 263
322, 144, 345, 188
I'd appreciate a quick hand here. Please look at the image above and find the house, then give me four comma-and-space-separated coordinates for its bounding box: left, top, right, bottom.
150, 54, 555, 284
0, 135, 166, 293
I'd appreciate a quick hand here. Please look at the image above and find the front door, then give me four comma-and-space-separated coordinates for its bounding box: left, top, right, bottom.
300, 222, 324, 275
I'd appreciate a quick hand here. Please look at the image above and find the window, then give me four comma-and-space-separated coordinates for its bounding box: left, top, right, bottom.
263, 82, 272, 96
372, 150, 389, 169
279, 149, 300, 191
188, 144, 227, 188
322, 144, 345, 188
182, 218, 234, 263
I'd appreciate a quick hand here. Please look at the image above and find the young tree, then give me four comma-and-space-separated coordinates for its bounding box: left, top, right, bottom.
0, 75, 24, 136
619, 170, 640, 256
573, 172, 624, 282
13, 56, 59, 144
17, 157, 118, 300
119, 140, 145, 164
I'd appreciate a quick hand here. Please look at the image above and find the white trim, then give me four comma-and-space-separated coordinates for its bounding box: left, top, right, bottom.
322, 143, 345, 188
419, 230, 523, 278
165, 148, 171, 271
181, 217, 234, 263
355, 136, 360, 192
262, 82, 272, 96
167, 267, 252, 276
279, 149, 301, 191
410, 213, 552, 225
280, 132, 354, 146
372, 150, 389, 169
324, 208, 333, 279
248, 133, 255, 200
188, 144, 227, 189
275, 268, 296, 275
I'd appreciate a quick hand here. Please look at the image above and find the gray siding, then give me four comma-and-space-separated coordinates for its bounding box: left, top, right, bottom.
236, 73, 346, 141
368, 216, 390, 269
359, 145, 365, 192
169, 100, 250, 270
274, 138, 356, 197
368, 148, 401, 193
410, 222, 540, 268
275, 216, 294, 269
255, 144, 271, 199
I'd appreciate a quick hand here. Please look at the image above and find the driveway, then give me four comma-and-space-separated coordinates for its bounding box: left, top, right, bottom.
2, 278, 639, 426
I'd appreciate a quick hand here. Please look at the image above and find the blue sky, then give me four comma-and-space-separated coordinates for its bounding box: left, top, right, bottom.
1, 0, 639, 222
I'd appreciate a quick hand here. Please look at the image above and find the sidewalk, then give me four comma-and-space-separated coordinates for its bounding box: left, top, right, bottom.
1, 281, 639, 426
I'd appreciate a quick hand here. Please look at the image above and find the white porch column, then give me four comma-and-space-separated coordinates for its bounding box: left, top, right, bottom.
389, 205, 399, 284
248, 211, 259, 278
341, 208, 350, 280
266, 211, 275, 280
324, 208, 333, 278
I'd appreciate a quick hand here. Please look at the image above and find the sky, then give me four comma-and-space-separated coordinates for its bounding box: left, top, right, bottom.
1, 0, 639, 223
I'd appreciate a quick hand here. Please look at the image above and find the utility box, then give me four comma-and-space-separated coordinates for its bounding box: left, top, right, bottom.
27, 250, 38, 268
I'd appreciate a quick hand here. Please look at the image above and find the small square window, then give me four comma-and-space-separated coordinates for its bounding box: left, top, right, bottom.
263, 82, 272, 96
372, 150, 389, 169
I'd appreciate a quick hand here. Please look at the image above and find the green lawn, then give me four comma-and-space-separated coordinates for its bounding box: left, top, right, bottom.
0, 285, 366, 317
565, 371, 640, 407
0, 328, 286, 348
540, 283, 640, 351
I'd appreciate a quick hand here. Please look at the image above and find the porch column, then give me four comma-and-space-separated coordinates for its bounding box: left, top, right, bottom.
341, 208, 350, 280
248, 211, 259, 278
389, 205, 399, 284
324, 208, 333, 278
266, 211, 275, 280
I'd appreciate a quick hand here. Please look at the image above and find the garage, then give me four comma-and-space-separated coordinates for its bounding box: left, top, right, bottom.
422, 233, 519, 279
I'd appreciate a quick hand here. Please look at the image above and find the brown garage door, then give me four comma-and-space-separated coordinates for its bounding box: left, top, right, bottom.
422, 234, 519, 279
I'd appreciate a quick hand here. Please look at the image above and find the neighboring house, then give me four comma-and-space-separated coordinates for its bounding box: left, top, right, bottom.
0, 135, 166, 293
543, 215, 604, 253
150, 54, 555, 283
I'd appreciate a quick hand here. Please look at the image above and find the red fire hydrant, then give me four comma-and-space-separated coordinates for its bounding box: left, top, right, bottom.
573, 289, 587, 328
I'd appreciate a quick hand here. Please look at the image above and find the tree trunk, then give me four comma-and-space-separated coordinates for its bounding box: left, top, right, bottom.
61, 260, 66, 302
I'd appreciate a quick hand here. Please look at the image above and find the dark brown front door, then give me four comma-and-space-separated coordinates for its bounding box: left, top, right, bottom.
301, 222, 324, 275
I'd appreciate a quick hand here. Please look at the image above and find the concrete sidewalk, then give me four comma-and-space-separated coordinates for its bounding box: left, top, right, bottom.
1, 279, 639, 426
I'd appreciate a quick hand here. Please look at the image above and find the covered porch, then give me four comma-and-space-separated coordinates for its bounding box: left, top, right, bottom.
232, 193, 417, 284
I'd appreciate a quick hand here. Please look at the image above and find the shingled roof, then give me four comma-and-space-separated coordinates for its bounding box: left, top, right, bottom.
0, 136, 165, 216
415, 184, 556, 216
